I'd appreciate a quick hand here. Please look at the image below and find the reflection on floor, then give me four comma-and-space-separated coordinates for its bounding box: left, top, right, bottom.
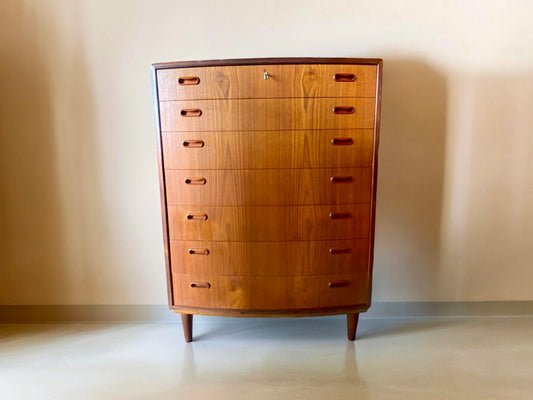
1, 316, 532, 399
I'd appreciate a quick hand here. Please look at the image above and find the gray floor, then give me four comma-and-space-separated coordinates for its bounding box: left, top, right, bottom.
1, 316, 532, 399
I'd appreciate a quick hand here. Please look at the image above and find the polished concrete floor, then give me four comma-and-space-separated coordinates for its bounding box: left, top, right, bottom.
1, 316, 532, 399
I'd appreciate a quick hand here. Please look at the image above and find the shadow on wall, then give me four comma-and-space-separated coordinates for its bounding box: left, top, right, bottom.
440, 71, 533, 300
373, 58, 533, 301
373, 59, 447, 301
0, 1, 108, 304
0, 0, 65, 303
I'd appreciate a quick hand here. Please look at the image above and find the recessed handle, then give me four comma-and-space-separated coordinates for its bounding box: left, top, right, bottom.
331, 138, 354, 146
188, 248, 210, 255
180, 109, 202, 117
333, 73, 357, 82
329, 280, 349, 288
332, 106, 355, 114
330, 176, 353, 183
182, 140, 205, 148
329, 248, 350, 254
178, 76, 200, 85
184, 177, 207, 185
329, 212, 351, 219
186, 213, 208, 220
190, 281, 211, 289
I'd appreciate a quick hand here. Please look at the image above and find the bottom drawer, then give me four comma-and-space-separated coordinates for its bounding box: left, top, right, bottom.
172, 273, 369, 310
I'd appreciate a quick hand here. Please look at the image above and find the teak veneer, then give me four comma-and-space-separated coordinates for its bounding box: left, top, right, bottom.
152, 57, 383, 342
167, 204, 371, 241
157, 64, 377, 100
161, 129, 375, 169
165, 167, 372, 205
160, 98, 376, 131
169, 240, 370, 276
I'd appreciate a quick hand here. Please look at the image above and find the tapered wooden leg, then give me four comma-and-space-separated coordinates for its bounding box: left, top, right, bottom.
181, 313, 193, 343
347, 313, 359, 341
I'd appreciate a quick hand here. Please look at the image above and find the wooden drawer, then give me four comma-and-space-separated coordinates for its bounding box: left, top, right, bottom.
157, 64, 377, 101
167, 204, 370, 241
172, 273, 369, 310
170, 239, 370, 276
165, 167, 372, 206
162, 130, 374, 169
160, 98, 376, 132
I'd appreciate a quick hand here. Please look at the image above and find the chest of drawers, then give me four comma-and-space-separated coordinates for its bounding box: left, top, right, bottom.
152, 58, 383, 342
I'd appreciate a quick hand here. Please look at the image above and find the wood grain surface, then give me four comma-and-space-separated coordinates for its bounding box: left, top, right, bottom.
172, 272, 368, 310
162, 130, 374, 169
167, 204, 370, 241
169, 239, 370, 276
157, 64, 377, 100
164, 167, 372, 205
160, 98, 376, 131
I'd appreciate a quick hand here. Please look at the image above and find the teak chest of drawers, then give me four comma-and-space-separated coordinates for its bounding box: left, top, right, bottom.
152, 58, 383, 342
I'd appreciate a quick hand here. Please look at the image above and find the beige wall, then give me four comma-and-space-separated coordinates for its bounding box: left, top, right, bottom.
0, 0, 532, 305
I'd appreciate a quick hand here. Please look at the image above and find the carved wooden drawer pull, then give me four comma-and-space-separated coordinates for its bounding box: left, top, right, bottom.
182, 140, 205, 148
333, 73, 357, 82
184, 177, 207, 185
181, 109, 203, 117
329, 248, 351, 254
190, 281, 211, 289
330, 176, 353, 183
329, 280, 350, 288
331, 138, 354, 146
178, 76, 200, 85
186, 213, 208, 220
188, 248, 210, 255
332, 106, 355, 114
329, 212, 351, 219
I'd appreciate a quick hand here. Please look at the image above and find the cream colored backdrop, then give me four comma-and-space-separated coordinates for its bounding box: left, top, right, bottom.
1, 0, 532, 305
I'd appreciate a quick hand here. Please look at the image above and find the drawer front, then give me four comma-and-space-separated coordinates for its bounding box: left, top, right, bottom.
162, 130, 374, 169
165, 168, 372, 206
172, 273, 368, 310
168, 204, 370, 241
160, 98, 376, 132
170, 239, 370, 276
157, 64, 377, 101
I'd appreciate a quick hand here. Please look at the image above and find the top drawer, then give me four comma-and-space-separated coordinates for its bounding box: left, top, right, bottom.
157, 64, 377, 100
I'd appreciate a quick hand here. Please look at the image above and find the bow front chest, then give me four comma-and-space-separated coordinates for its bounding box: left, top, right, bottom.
152, 58, 382, 342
